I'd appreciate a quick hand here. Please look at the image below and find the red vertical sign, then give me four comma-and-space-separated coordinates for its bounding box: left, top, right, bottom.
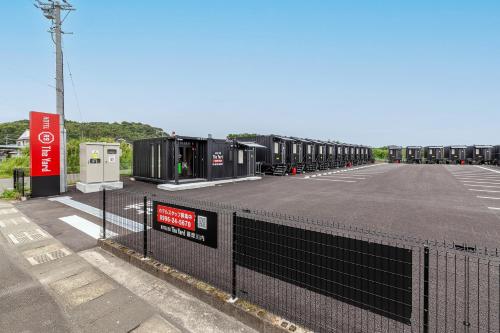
30, 111, 60, 177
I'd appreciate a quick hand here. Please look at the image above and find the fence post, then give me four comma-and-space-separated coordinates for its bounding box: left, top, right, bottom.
143, 195, 148, 258
102, 187, 106, 239
231, 211, 237, 300
424, 245, 429, 333
20, 169, 25, 197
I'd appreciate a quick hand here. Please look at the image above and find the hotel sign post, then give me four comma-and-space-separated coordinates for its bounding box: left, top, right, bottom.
30, 111, 61, 197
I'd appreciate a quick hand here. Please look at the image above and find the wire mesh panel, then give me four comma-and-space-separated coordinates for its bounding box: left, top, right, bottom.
103, 188, 147, 254
234, 211, 418, 333
146, 194, 235, 293
100, 189, 500, 333
425, 244, 500, 333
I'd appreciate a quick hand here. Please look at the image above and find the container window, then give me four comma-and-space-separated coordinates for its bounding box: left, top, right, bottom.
329, 147, 333, 154
408, 149, 412, 155
308, 145, 311, 154
157, 144, 161, 178
107, 149, 117, 154
293, 144, 297, 154
151, 144, 155, 177
390, 150, 393, 154
238, 150, 244, 164
338, 147, 341, 154
345, 147, 348, 154
476, 149, 479, 155
274, 142, 279, 154
319, 146, 323, 154
451, 148, 455, 155
356, 148, 359, 154
429, 149, 433, 154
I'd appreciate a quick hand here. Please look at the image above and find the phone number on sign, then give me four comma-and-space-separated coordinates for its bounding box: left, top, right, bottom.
156, 205, 196, 231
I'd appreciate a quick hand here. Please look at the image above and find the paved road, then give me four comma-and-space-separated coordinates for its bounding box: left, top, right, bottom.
2, 201, 258, 333
68, 164, 500, 248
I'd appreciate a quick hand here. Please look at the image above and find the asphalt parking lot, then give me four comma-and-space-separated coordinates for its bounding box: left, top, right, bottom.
11, 163, 500, 333
18, 163, 500, 250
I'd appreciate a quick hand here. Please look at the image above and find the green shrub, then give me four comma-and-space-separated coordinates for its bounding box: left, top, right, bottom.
0, 189, 21, 200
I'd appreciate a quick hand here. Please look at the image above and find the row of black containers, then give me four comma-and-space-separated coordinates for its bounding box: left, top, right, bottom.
132, 134, 374, 184
233, 134, 374, 176
387, 145, 500, 165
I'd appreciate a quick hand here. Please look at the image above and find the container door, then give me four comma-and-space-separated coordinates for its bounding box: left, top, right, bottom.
281, 142, 286, 164
85, 144, 104, 183
247, 149, 255, 176
103, 146, 120, 182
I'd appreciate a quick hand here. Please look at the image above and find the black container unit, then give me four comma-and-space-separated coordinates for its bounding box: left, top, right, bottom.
286, 137, 305, 173
494, 145, 500, 166
340, 143, 350, 167
387, 145, 402, 163
367, 147, 374, 163
405, 146, 423, 164
325, 142, 336, 169
344, 144, 354, 166
424, 146, 444, 164
363, 146, 371, 164
354, 145, 363, 165
444, 145, 467, 164
133, 135, 257, 184
335, 143, 345, 167
315, 140, 329, 170
302, 139, 317, 172
232, 134, 289, 175
466, 145, 494, 165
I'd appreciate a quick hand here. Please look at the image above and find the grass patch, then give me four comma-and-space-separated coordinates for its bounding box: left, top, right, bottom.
0, 189, 21, 200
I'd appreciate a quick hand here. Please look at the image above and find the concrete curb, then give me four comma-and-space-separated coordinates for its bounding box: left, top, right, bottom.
98, 239, 310, 333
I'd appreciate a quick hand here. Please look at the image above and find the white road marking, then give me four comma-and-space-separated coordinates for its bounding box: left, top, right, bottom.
458, 177, 500, 180
59, 215, 116, 239
469, 189, 500, 193
322, 176, 366, 180
311, 178, 357, 183
488, 207, 500, 210
476, 166, 500, 174
8, 234, 20, 244
49, 196, 145, 232
477, 196, 500, 200
0, 208, 18, 215
464, 184, 500, 188
462, 180, 500, 185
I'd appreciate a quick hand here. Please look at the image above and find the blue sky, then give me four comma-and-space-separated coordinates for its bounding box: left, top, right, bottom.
1, 1, 499, 146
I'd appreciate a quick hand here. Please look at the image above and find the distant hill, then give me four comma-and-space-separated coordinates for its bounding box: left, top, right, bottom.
0, 119, 167, 143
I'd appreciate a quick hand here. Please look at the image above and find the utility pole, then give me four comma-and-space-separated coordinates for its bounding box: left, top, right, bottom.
35, 0, 75, 193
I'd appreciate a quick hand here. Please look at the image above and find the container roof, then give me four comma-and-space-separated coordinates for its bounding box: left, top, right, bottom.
472, 145, 493, 148
236, 141, 267, 149
406, 146, 422, 148
426, 146, 444, 148
448, 145, 467, 148
388, 145, 402, 149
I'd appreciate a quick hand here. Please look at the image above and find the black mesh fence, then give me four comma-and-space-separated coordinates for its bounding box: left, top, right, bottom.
101, 188, 500, 333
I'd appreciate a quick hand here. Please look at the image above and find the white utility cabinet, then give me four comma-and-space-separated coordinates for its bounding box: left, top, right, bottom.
76, 142, 123, 193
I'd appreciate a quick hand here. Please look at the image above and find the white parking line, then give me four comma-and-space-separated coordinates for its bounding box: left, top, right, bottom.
477, 196, 500, 200
464, 184, 500, 188
49, 196, 145, 232
488, 207, 500, 210
321, 176, 366, 180
458, 177, 500, 180
463, 180, 500, 184
311, 178, 357, 183
469, 189, 500, 193
476, 166, 500, 174
59, 215, 116, 239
